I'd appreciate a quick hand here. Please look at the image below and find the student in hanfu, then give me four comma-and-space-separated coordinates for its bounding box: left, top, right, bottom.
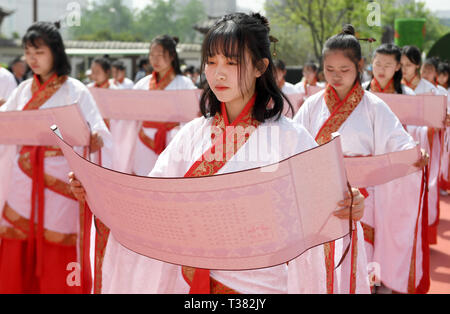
0, 22, 110, 294
294, 60, 325, 95
69, 13, 365, 294
109, 60, 134, 90
362, 43, 428, 294
293, 25, 429, 294
274, 59, 298, 95
401, 46, 450, 250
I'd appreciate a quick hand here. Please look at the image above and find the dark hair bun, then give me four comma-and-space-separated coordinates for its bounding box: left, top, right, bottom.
341, 24, 356, 36
172, 36, 179, 45
251, 12, 270, 29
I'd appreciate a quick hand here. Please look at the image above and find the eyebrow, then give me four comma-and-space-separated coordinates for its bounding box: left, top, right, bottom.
326, 65, 351, 69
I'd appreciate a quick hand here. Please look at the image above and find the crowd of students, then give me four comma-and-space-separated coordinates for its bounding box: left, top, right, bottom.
0, 12, 449, 294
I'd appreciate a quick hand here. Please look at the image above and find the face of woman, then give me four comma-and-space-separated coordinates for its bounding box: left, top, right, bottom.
90, 62, 109, 85
372, 53, 400, 86
437, 72, 449, 87
204, 51, 263, 107
24, 42, 54, 79
149, 44, 173, 74
303, 66, 317, 84
400, 55, 419, 81
420, 64, 437, 83
323, 50, 360, 97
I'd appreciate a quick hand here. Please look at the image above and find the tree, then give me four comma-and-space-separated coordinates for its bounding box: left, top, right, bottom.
266, 0, 370, 63
380, 1, 450, 52
266, 0, 450, 64
71, 0, 135, 41
70, 0, 206, 43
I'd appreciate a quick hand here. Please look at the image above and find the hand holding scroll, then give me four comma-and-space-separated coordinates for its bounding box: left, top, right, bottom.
68, 172, 85, 202
413, 149, 429, 169
334, 188, 365, 221
444, 114, 450, 128
89, 131, 103, 153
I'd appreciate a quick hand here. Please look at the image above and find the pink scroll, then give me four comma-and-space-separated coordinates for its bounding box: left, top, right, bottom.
344, 145, 421, 187
374, 92, 447, 128
89, 88, 202, 122
53, 127, 350, 270
0, 104, 90, 146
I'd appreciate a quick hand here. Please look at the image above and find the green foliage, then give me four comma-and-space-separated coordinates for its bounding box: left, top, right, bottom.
70, 0, 206, 43
266, 0, 450, 65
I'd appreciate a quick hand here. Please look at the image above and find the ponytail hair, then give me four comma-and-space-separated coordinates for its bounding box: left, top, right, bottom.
373, 43, 403, 94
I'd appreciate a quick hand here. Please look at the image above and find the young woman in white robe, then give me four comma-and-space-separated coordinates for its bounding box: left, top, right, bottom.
362, 43, 426, 294
420, 57, 450, 246
274, 59, 298, 95
109, 60, 134, 90
401, 47, 449, 255
70, 13, 365, 294
0, 66, 17, 106
111, 35, 197, 176
294, 61, 325, 95
294, 27, 427, 294
0, 22, 111, 293
437, 62, 450, 192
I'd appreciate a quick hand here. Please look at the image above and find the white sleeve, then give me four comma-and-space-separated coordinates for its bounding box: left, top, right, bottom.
292, 97, 313, 134
77, 85, 113, 168
0, 70, 17, 101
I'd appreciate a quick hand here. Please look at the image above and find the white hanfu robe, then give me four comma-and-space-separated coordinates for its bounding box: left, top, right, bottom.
361, 81, 424, 293
0, 67, 18, 102
0, 77, 111, 266
406, 79, 441, 249
109, 78, 134, 90
294, 80, 325, 94
281, 81, 299, 95
294, 87, 417, 294
99, 113, 346, 294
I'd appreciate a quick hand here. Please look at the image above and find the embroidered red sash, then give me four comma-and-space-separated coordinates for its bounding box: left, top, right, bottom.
316, 83, 364, 294
139, 68, 180, 154
181, 94, 259, 294
316, 83, 364, 146
370, 78, 395, 94
402, 74, 420, 91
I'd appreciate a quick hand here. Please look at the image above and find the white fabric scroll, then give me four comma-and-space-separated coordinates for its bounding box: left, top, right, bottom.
89, 88, 202, 122
0, 104, 90, 146
374, 93, 447, 128
52, 127, 350, 270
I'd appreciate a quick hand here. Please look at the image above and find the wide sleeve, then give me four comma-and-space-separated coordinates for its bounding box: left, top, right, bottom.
292, 97, 313, 135
76, 84, 113, 168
